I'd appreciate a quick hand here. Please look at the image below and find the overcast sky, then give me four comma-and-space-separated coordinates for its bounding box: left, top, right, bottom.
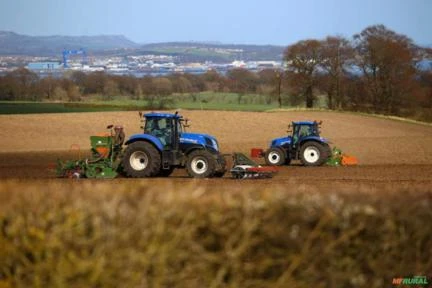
0, 0, 431, 45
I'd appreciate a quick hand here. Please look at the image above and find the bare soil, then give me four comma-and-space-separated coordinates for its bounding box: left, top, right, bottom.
1, 110, 432, 190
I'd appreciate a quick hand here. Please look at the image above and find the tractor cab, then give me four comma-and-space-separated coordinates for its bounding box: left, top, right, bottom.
143, 113, 181, 148
291, 121, 321, 147
141, 112, 219, 153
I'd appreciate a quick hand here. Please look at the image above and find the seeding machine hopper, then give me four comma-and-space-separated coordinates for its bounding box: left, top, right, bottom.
56, 125, 125, 179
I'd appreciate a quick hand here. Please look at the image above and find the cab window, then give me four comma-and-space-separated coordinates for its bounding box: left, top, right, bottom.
144, 118, 172, 146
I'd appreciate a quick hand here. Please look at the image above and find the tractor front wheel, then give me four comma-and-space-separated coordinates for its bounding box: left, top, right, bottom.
299, 142, 329, 166
122, 142, 161, 177
265, 147, 286, 166
186, 150, 216, 178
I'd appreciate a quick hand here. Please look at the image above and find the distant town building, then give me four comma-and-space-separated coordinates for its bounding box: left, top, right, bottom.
27, 62, 62, 70
231, 60, 246, 68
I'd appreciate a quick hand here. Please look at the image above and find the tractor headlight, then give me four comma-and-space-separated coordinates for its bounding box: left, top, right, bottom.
212, 139, 219, 151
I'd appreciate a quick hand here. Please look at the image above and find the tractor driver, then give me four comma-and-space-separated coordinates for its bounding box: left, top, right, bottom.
145, 118, 171, 146
293, 125, 313, 146
299, 125, 312, 137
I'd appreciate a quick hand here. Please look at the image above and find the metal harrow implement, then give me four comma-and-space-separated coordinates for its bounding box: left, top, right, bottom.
230, 153, 278, 179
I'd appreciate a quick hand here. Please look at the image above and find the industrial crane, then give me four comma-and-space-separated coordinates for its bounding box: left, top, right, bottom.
62, 48, 87, 68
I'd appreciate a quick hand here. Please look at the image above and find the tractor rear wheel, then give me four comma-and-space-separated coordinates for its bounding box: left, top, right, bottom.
299, 141, 329, 166
265, 147, 286, 166
186, 150, 216, 178
122, 142, 161, 177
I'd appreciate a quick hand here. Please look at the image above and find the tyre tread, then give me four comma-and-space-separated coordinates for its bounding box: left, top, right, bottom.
122, 142, 161, 178
186, 150, 216, 178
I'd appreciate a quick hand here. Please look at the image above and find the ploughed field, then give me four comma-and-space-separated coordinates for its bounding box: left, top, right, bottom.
2, 110, 432, 287
1, 110, 432, 189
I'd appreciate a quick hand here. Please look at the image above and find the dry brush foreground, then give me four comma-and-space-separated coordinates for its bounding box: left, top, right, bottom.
1, 110, 432, 287
0, 180, 431, 288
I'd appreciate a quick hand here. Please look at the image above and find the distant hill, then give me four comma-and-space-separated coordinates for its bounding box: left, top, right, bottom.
133, 42, 285, 62
0, 31, 285, 61
0, 31, 139, 56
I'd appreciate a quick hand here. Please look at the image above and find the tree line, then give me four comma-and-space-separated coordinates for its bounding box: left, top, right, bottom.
0, 67, 282, 104
284, 24, 432, 116
0, 25, 431, 119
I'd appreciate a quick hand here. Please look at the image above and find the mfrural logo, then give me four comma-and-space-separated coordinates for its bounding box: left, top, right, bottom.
392, 276, 429, 286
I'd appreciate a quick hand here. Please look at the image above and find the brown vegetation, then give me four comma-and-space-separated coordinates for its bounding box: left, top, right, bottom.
0, 180, 431, 287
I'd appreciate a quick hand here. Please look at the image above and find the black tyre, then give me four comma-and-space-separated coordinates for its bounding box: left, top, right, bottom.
213, 171, 225, 178
186, 150, 216, 178
324, 144, 332, 159
158, 167, 175, 177
299, 141, 329, 166
213, 155, 226, 178
231, 167, 247, 179
264, 147, 286, 166
122, 142, 161, 177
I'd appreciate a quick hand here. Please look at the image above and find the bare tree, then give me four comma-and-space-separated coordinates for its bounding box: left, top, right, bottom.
258, 69, 280, 105
84, 71, 107, 95
284, 40, 323, 108
170, 75, 193, 94
38, 76, 58, 100
227, 68, 259, 95
353, 25, 418, 113
6, 68, 39, 100
153, 77, 173, 96
319, 36, 354, 109
103, 79, 119, 100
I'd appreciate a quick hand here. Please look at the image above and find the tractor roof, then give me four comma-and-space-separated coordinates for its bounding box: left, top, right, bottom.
144, 112, 182, 119
293, 121, 317, 125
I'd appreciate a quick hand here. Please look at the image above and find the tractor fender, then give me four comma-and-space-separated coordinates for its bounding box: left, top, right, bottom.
183, 145, 222, 160
299, 136, 328, 146
270, 136, 291, 159
125, 134, 164, 151
184, 145, 223, 160
183, 144, 206, 155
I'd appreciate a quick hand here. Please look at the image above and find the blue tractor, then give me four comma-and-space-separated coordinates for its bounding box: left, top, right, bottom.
121, 112, 226, 178
264, 121, 331, 166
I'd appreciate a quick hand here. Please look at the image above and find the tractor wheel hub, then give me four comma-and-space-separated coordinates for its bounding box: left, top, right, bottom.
130, 151, 149, 171
303, 146, 320, 163
191, 158, 207, 174
268, 151, 281, 164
